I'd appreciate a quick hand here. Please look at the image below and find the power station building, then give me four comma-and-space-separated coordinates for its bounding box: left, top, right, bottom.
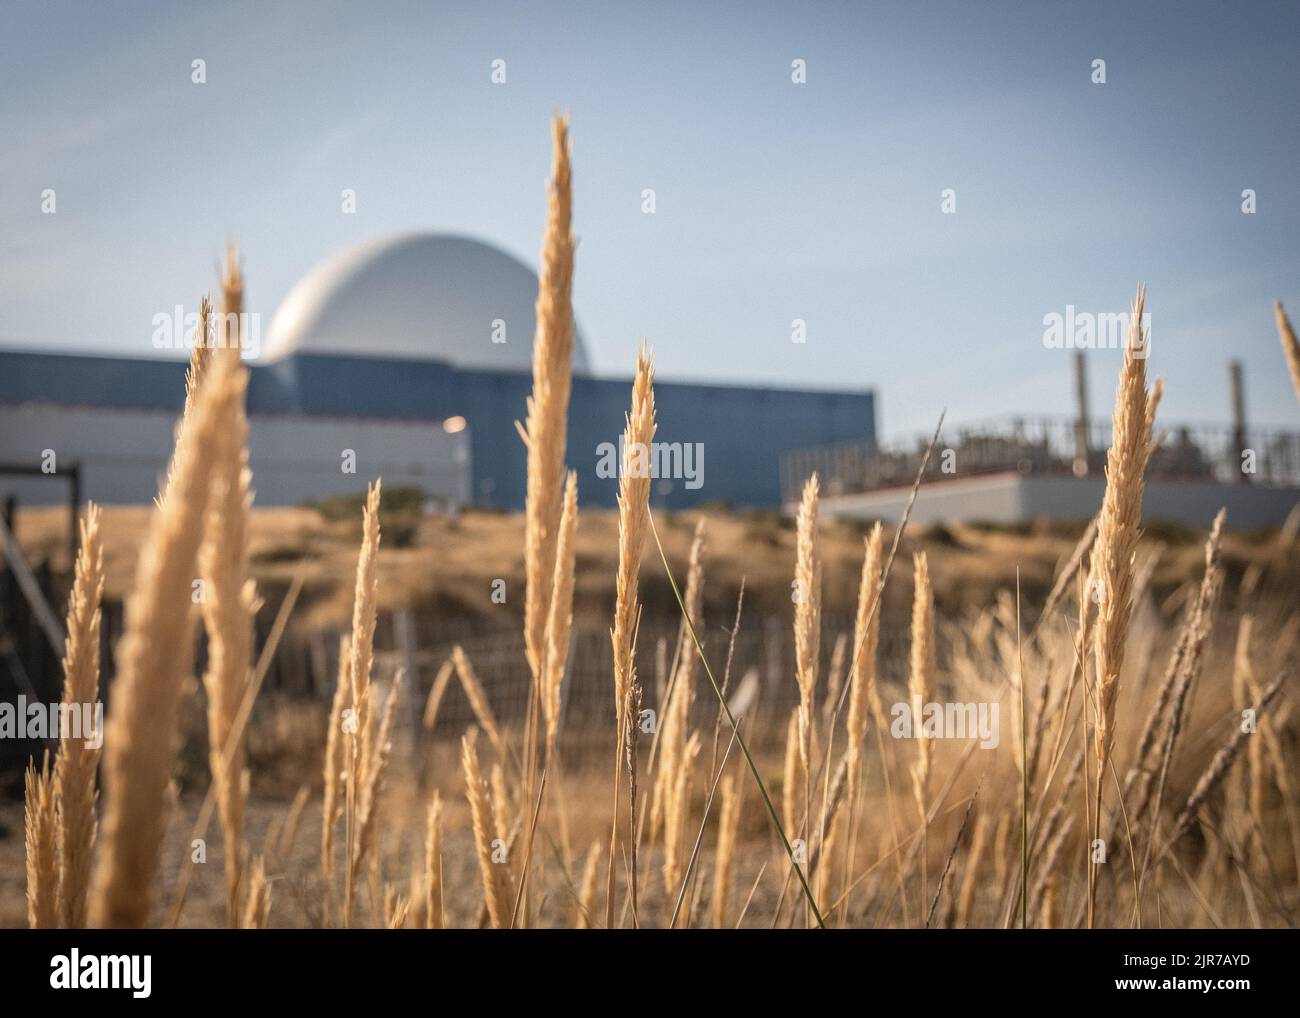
0, 233, 876, 510
782, 366, 1300, 530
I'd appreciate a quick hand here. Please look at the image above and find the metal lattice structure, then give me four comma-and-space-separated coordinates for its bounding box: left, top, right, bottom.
782, 415, 1300, 502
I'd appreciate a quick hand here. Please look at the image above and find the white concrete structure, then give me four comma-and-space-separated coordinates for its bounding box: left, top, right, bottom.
263, 232, 593, 372
0, 403, 471, 506
819, 470, 1300, 530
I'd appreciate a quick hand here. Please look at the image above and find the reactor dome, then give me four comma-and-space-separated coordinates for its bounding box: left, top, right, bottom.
261, 232, 591, 373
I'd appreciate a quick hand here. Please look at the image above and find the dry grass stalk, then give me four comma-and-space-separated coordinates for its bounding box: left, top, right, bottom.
1235, 620, 1266, 841
262, 815, 285, 866
51, 503, 103, 929
351, 673, 403, 886
1229, 618, 1253, 822
676, 520, 706, 686
1087, 287, 1157, 923
219, 245, 242, 345
1041, 516, 1098, 625
88, 340, 244, 928
25, 754, 57, 929
1144, 377, 1165, 451
603, 345, 655, 926
542, 471, 579, 749
816, 812, 842, 905
1029, 814, 1076, 925
711, 774, 741, 928
1170, 673, 1286, 842
909, 551, 935, 909
808, 752, 850, 874
462, 728, 514, 928
847, 522, 884, 794
425, 791, 444, 929
1125, 510, 1224, 831
1039, 884, 1059, 929
385, 891, 409, 930
791, 474, 821, 929
1130, 514, 1223, 768
1023, 673, 1052, 793
576, 839, 602, 928
349, 481, 383, 787
909, 552, 935, 824
161, 295, 213, 503
320, 634, 350, 912
340, 485, 383, 923
992, 812, 1012, 891
199, 258, 259, 925
662, 730, 701, 897
522, 114, 576, 684
451, 645, 507, 761
956, 813, 989, 927
1257, 701, 1300, 879
1091, 287, 1156, 775
421, 657, 454, 731
277, 785, 310, 862
611, 345, 656, 729
924, 782, 979, 929
1223, 620, 1295, 878
624, 678, 644, 925
1233, 618, 1298, 868
782, 708, 801, 835
240, 855, 271, 929
490, 763, 511, 846
182, 295, 214, 414
822, 633, 848, 729
1276, 301, 1300, 403
793, 474, 822, 782
651, 521, 706, 839
345, 670, 400, 925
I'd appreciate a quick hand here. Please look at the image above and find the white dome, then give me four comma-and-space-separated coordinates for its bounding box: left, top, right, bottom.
262, 232, 590, 373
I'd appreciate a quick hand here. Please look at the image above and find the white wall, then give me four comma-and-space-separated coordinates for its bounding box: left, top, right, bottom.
816, 471, 1026, 525
820, 470, 1299, 530
1020, 475, 1298, 529
0, 403, 471, 506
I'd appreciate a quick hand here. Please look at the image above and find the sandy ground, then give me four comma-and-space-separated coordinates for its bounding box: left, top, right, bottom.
3, 506, 1295, 928
11, 503, 1288, 634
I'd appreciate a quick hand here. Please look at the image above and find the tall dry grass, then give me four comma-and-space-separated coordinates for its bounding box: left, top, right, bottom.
50, 504, 103, 929
846, 522, 883, 794
198, 250, 259, 926
20, 119, 1296, 933
522, 115, 576, 689
541, 471, 578, 752
793, 475, 821, 813
87, 334, 245, 928
603, 345, 656, 925
1086, 287, 1159, 925
462, 728, 514, 928
909, 551, 935, 904
711, 774, 741, 927
1276, 301, 1300, 403
24, 754, 56, 929
340, 482, 383, 927
611, 346, 656, 730
424, 791, 444, 929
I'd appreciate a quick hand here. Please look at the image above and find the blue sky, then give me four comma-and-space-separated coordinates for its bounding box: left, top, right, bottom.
2, 0, 1298, 437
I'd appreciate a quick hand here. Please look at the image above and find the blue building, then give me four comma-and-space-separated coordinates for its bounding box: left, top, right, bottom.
0, 234, 874, 509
